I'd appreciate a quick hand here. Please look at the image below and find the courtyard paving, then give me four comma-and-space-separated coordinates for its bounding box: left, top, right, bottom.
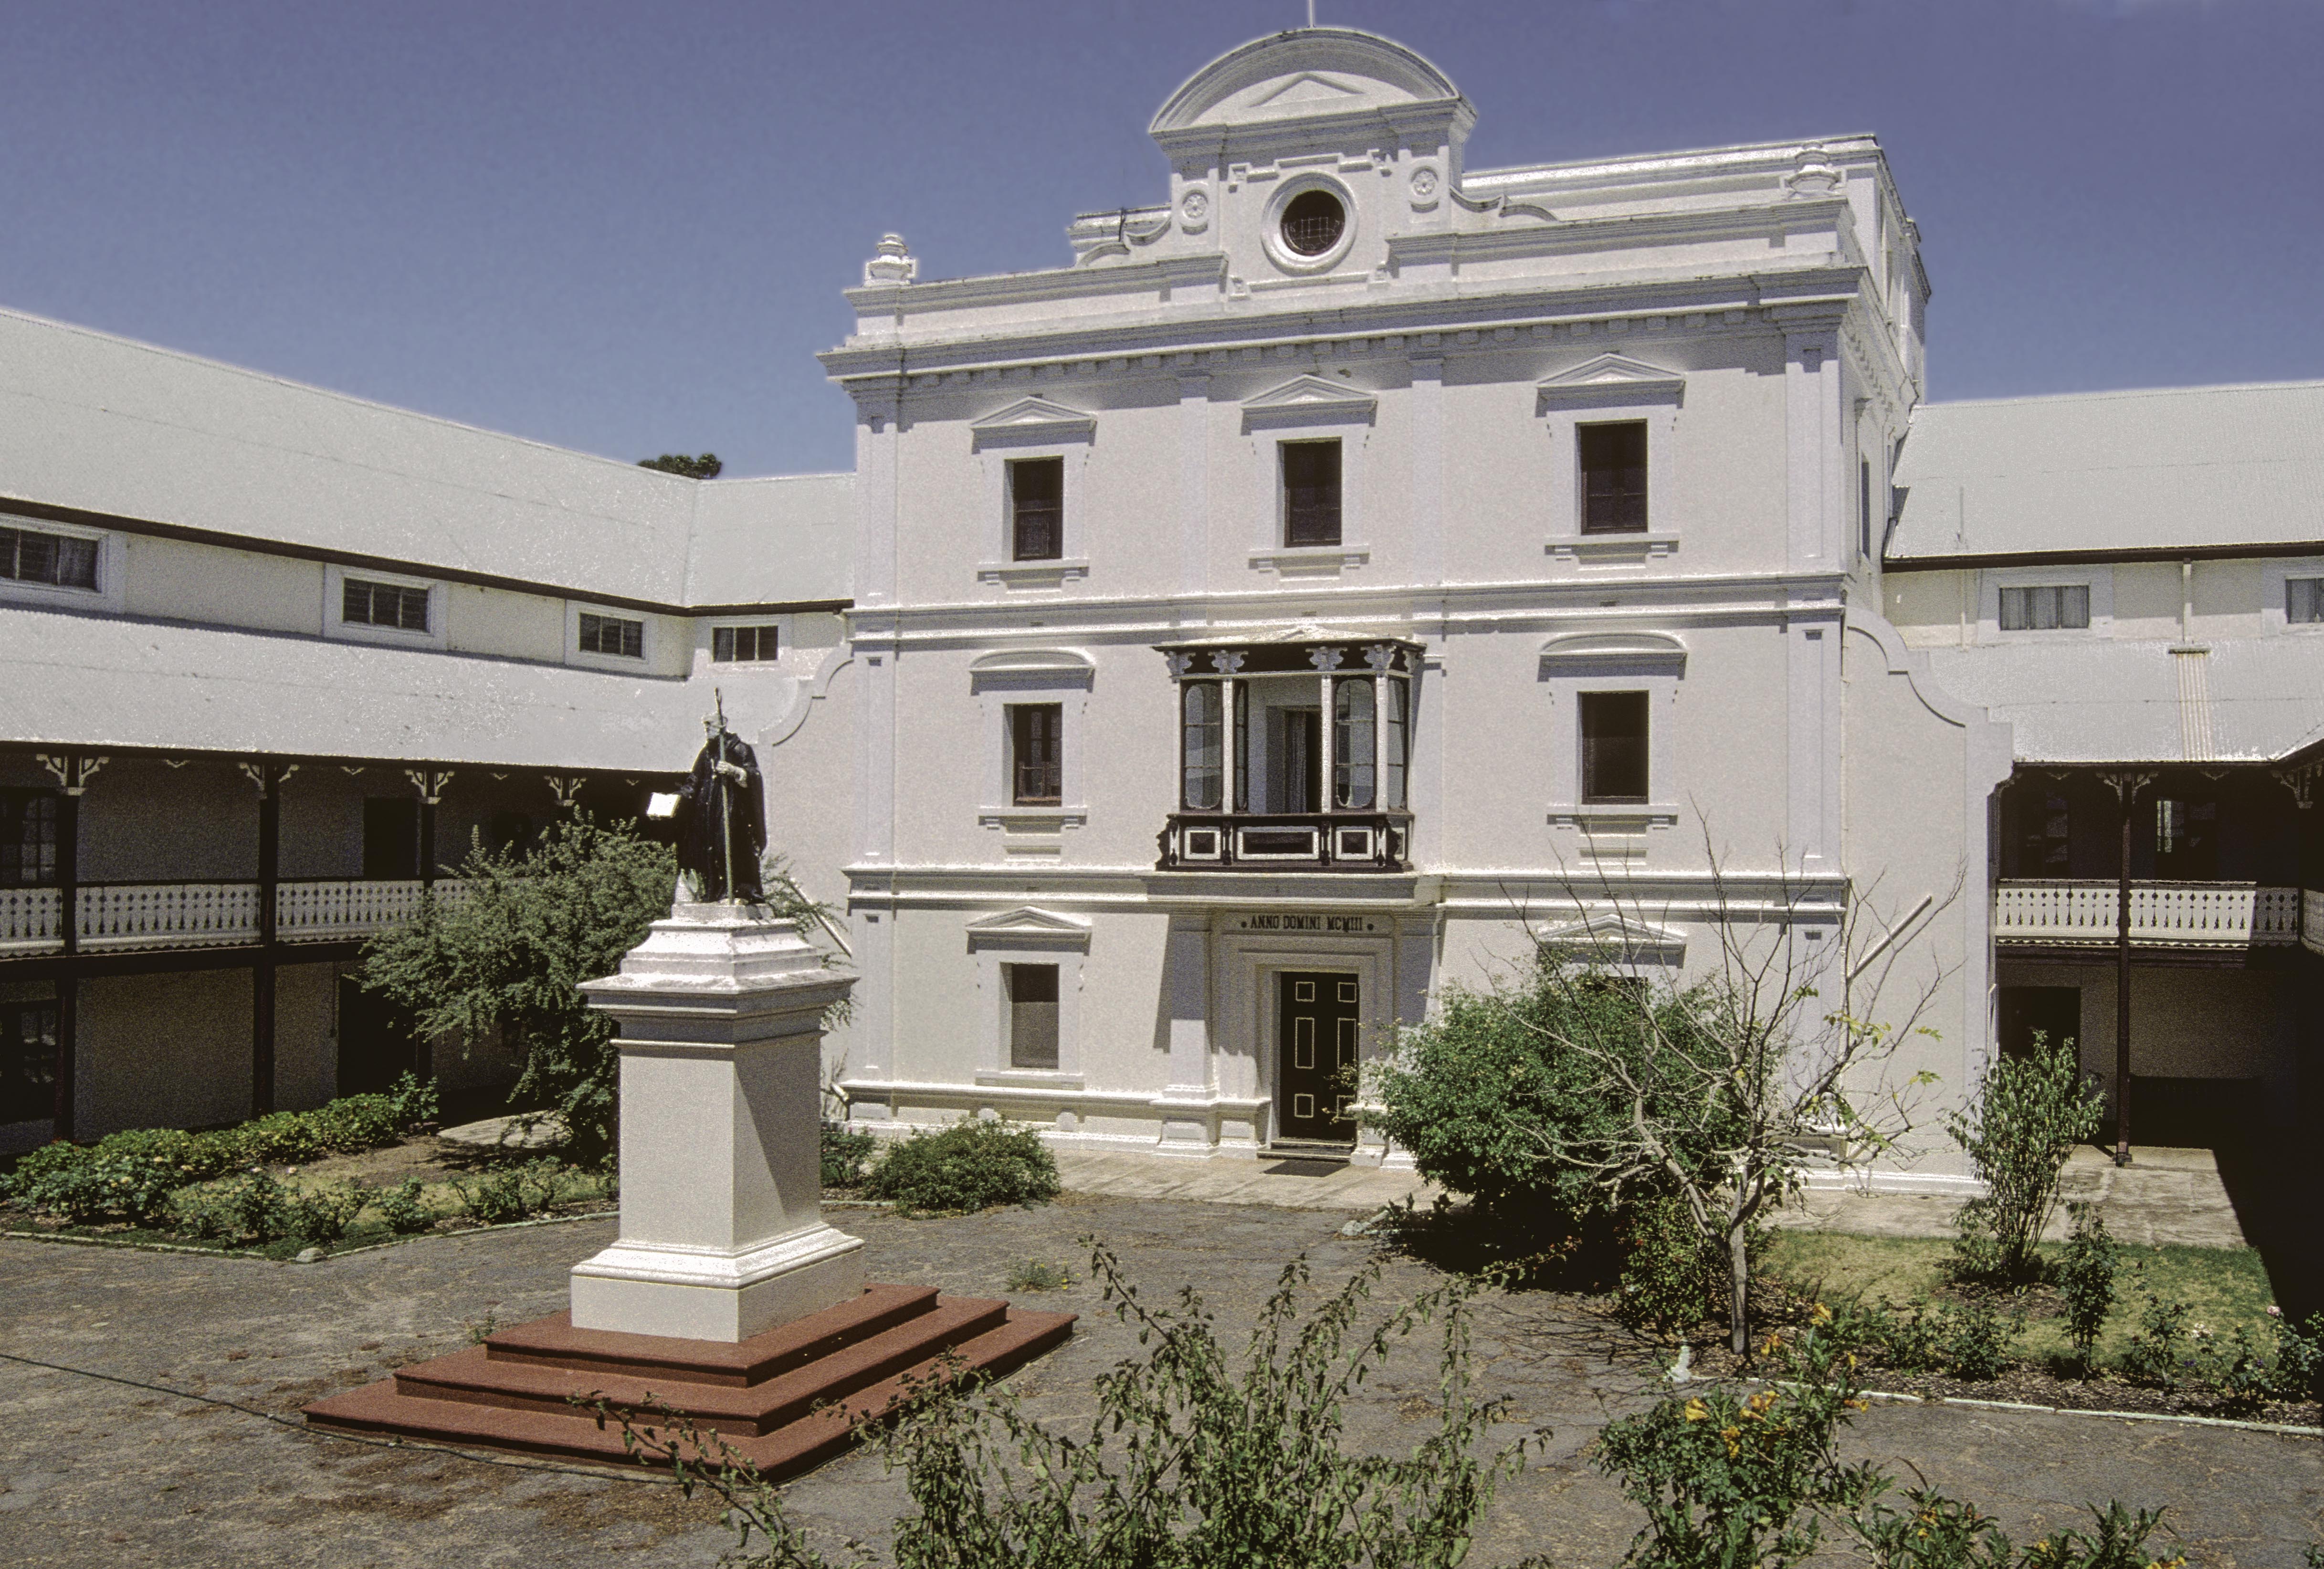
3, 1190, 2318, 1568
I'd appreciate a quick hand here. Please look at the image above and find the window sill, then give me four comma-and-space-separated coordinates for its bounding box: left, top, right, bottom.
1546, 533, 1679, 568
330, 620, 448, 652
1249, 544, 1368, 577
978, 557, 1089, 590
978, 809, 1087, 856
975, 1069, 1083, 1090
1548, 804, 1680, 831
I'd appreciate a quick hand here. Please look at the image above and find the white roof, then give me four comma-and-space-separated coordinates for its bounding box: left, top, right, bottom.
0, 604, 702, 770
1889, 381, 2324, 561
0, 307, 851, 608
1921, 637, 2324, 765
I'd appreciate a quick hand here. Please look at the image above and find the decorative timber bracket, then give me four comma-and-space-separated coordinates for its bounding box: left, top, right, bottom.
2275, 761, 2324, 811
406, 769, 454, 805
237, 760, 299, 793
37, 752, 109, 796
545, 775, 588, 810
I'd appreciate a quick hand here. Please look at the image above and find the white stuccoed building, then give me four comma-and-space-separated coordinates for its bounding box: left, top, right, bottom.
808, 29, 2009, 1185
2, 25, 2316, 1181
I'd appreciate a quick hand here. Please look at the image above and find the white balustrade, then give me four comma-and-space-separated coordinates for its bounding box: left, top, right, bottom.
1994, 881, 2301, 948
0, 886, 63, 952
278, 878, 473, 942
78, 883, 260, 950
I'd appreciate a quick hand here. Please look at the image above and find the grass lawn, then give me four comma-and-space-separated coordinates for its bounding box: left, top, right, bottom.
1763, 1229, 2283, 1370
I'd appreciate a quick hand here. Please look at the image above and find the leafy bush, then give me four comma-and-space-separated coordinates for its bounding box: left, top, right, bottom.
2120, 1293, 2194, 1390
231, 1111, 326, 1167
170, 1171, 296, 1245
374, 1177, 438, 1235
1366, 957, 1698, 1221
6, 1134, 200, 1225
1939, 1296, 2022, 1383
2204, 1325, 2275, 1416
2054, 1206, 2119, 1370
1615, 1194, 1736, 1335
1849, 1295, 2019, 1382
305, 1095, 403, 1153
1946, 1034, 2102, 1285
820, 1120, 878, 1188
455, 1158, 564, 1225
860, 1119, 1060, 1215
284, 1180, 368, 1245
1851, 1491, 2183, 1569
2269, 1310, 2324, 1402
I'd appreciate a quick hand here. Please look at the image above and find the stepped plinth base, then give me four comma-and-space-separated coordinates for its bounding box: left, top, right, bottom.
304, 1282, 1074, 1478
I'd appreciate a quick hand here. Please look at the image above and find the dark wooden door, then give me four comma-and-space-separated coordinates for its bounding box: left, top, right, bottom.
1277, 970, 1358, 1143
337, 975, 421, 1096
1998, 985, 2081, 1063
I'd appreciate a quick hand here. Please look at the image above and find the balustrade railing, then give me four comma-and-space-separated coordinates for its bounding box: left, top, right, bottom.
2305, 889, 2324, 957
0, 879, 470, 957
0, 887, 63, 952
1993, 880, 2300, 949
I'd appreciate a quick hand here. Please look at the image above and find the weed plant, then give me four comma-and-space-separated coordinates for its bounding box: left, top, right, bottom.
1005, 1260, 1070, 1292
820, 1120, 878, 1188
374, 1177, 439, 1235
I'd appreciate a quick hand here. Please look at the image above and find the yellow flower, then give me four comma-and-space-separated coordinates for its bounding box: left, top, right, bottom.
1720, 1426, 1743, 1458
1811, 1302, 1832, 1324
1682, 1399, 1710, 1422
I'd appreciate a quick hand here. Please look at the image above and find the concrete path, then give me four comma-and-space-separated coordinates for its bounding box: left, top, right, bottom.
3, 1197, 2317, 1568
1051, 1149, 1441, 1213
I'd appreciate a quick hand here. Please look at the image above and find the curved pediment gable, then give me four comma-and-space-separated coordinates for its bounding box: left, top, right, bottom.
1536, 354, 1687, 408
968, 397, 1097, 449
1539, 630, 1688, 674
1150, 29, 1463, 135
1240, 374, 1378, 431
968, 647, 1095, 693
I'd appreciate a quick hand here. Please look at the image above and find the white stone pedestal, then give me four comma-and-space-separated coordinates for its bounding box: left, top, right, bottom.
569, 902, 862, 1343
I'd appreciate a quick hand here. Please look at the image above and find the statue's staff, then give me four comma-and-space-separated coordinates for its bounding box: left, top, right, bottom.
709, 690, 750, 903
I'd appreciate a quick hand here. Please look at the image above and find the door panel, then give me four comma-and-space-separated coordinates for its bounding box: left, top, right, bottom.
1277, 970, 1358, 1143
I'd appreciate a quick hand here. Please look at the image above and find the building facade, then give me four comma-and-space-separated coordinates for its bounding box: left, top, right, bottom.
2, 26, 2315, 1182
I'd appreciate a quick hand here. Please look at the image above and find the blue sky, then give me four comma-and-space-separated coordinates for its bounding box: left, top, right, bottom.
5, 0, 2319, 476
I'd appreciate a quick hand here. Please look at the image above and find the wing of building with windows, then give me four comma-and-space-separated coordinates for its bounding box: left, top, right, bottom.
3, 25, 2318, 1180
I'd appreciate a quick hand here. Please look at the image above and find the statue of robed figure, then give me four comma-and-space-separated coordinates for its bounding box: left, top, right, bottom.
674, 699, 766, 903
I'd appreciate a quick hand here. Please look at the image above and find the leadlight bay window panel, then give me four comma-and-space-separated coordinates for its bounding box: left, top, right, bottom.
2, 999, 58, 1125
342, 578, 429, 632
1004, 962, 1060, 1071
1281, 440, 1342, 547
1181, 683, 1223, 810
712, 624, 778, 663
1010, 457, 1064, 562
0, 524, 99, 590
1232, 682, 1251, 811
1998, 585, 2090, 631
2288, 578, 2324, 624
1383, 678, 1409, 810
0, 791, 58, 886
1333, 677, 1375, 809
1578, 421, 1648, 535
1010, 702, 1063, 806
1579, 690, 1649, 804
578, 611, 645, 658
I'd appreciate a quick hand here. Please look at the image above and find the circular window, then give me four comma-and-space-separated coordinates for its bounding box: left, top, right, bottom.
1279, 189, 1346, 257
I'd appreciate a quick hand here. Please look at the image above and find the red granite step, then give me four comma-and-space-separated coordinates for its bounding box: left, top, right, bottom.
483, 1281, 942, 1388
394, 1296, 1010, 1436
303, 1291, 1076, 1481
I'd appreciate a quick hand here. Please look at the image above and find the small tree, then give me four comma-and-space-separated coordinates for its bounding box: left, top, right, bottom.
638, 452, 722, 479
1945, 1031, 2103, 1284
358, 814, 675, 1163
1488, 841, 1956, 1357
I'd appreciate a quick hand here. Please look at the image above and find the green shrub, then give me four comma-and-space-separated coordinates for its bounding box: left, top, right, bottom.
170, 1172, 297, 1245
2203, 1325, 2274, 1416
860, 1119, 1060, 1215
1365, 957, 1701, 1221
1939, 1296, 2021, 1382
820, 1119, 878, 1188
2054, 1205, 2119, 1370
374, 1177, 438, 1235
1945, 1034, 2103, 1285
2120, 1293, 2193, 1390
1615, 1194, 1735, 1335
284, 1180, 368, 1244
7, 1138, 194, 1225
455, 1158, 563, 1225
2269, 1310, 2324, 1402
306, 1095, 402, 1153
386, 1071, 440, 1130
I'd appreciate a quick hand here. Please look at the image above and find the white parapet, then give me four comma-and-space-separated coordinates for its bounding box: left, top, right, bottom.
569, 900, 862, 1343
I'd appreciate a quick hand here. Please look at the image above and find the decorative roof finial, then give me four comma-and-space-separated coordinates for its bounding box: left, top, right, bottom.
862, 233, 916, 286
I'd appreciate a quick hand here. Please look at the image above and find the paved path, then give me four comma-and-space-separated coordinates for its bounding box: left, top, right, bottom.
3, 1195, 2317, 1568
1051, 1148, 1441, 1213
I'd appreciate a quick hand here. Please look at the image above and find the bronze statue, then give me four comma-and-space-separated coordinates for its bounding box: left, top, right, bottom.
674, 696, 766, 903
